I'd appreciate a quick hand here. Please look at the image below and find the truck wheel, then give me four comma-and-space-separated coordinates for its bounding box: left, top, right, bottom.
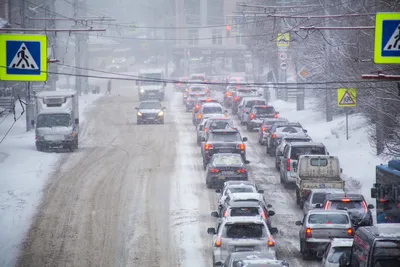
296, 189, 300, 205
69, 145, 75, 152
36, 145, 43, 152
160, 119, 164, 124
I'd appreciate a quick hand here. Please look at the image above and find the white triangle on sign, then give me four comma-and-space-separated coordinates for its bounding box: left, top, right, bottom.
383, 23, 400, 51
339, 91, 355, 105
8, 43, 39, 70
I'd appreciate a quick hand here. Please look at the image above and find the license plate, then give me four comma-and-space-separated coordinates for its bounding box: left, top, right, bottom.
235, 247, 254, 252
222, 171, 234, 175
45, 135, 64, 141
219, 149, 232, 153
218, 176, 225, 180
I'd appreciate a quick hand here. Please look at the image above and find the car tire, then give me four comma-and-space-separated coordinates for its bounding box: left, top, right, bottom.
206, 179, 211, 189
296, 189, 300, 205
266, 144, 269, 155
275, 162, 280, 171
203, 160, 207, 170
36, 144, 42, 152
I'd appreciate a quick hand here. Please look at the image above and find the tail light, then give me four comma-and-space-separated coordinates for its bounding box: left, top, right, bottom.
347, 228, 354, 236
305, 190, 311, 196
324, 201, 331, 210
250, 113, 255, 120
362, 201, 368, 212
236, 169, 246, 173
305, 228, 312, 238
267, 236, 275, 247
205, 89, 209, 93
237, 144, 245, 150
205, 143, 213, 150
261, 127, 266, 132
210, 168, 220, 173
287, 159, 290, 171
261, 210, 267, 220
197, 114, 202, 119
195, 104, 200, 110
35, 135, 38, 140
183, 93, 187, 97
274, 113, 278, 118
215, 237, 221, 247
234, 96, 240, 101
195, 93, 199, 96
177, 82, 181, 86
271, 134, 277, 139
226, 92, 232, 96
223, 210, 227, 217
236, 85, 240, 89
204, 128, 208, 133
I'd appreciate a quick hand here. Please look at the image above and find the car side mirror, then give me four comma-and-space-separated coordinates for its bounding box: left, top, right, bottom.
211, 211, 219, 218
295, 220, 303, 226
245, 160, 250, 164
303, 129, 308, 133
270, 227, 278, 235
162, 107, 166, 110
371, 188, 377, 198
268, 210, 275, 217
267, 204, 272, 208
207, 228, 216, 235
75, 118, 79, 125
214, 262, 223, 267
327, 152, 330, 155
215, 189, 221, 193
367, 204, 375, 209
31, 120, 35, 127
135, 107, 139, 110
258, 189, 264, 194
242, 137, 248, 142
315, 203, 322, 208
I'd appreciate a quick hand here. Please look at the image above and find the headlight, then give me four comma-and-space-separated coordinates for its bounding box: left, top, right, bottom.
140, 89, 145, 93
158, 111, 164, 116
137, 112, 143, 116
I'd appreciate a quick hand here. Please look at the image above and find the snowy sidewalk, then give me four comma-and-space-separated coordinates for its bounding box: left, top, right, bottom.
0, 92, 102, 267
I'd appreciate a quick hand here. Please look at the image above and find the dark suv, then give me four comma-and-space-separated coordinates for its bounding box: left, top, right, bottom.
201, 129, 247, 169
322, 193, 374, 229
135, 100, 166, 124
246, 105, 279, 131
265, 122, 306, 156
231, 89, 259, 115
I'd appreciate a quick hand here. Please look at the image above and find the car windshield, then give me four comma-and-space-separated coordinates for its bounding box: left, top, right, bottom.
245, 100, 266, 107
139, 102, 161, 109
209, 120, 233, 130
312, 193, 328, 204
209, 132, 240, 142
309, 214, 349, 224
290, 146, 326, 160
37, 113, 71, 128
254, 107, 275, 115
328, 247, 352, 263
213, 155, 242, 166
203, 106, 223, 114
223, 223, 265, 238
329, 201, 364, 212
141, 73, 161, 85
276, 126, 303, 134
230, 207, 260, 217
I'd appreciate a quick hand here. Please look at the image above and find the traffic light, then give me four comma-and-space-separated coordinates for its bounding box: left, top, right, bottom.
226, 25, 231, 37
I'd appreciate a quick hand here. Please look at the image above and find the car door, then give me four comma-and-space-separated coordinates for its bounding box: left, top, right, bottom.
280, 145, 290, 178
303, 192, 312, 214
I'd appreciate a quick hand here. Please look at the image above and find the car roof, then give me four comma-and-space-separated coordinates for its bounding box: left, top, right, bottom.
140, 100, 161, 103
229, 192, 263, 200
331, 238, 354, 247
189, 84, 206, 88
202, 102, 222, 107
224, 216, 265, 224
275, 122, 302, 127
238, 259, 288, 266
224, 181, 257, 187
228, 201, 262, 208
263, 118, 288, 123
360, 224, 400, 238
204, 114, 227, 119
288, 142, 325, 147
243, 97, 266, 102
252, 105, 273, 108
325, 193, 365, 201
308, 209, 350, 215
229, 251, 276, 260
282, 134, 310, 140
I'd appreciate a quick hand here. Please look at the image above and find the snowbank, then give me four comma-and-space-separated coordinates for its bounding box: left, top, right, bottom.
0, 92, 102, 267
271, 100, 382, 206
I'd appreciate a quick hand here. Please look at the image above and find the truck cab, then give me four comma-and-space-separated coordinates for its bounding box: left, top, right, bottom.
137, 69, 166, 101
34, 90, 79, 152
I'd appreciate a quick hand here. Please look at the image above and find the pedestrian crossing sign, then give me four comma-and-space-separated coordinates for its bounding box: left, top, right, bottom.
337, 88, 356, 107
374, 13, 400, 64
0, 34, 47, 81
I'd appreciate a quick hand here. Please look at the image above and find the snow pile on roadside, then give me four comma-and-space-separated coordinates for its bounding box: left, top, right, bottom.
271, 100, 382, 205
0, 92, 102, 267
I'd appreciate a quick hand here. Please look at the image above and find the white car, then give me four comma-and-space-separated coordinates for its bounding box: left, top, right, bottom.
237, 97, 267, 124
216, 182, 264, 206
320, 238, 353, 267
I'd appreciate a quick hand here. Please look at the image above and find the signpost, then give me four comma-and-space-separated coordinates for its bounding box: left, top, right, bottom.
374, 13, 400, 64
337, 88, 357, 140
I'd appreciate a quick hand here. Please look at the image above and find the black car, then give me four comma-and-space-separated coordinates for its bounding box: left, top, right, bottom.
135, 100, 166, 124
246, 105, 279, 131
201, 129, 247, 169
205, 153, 250, 188
265, 122, 306, 156
231, 89, 259, 115
322, 193, 374, 229
185, 92, 205, 112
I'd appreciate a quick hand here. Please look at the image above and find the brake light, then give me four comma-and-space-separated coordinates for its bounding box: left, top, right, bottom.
195, 104, 200, 110
183, 93, 187, 97
177, 82, 181, 86
204, 128, 208, 133
205, 143, 213, 150
195, 93, 199, 96
205, 99, 211, 102
274, 113, 278, 118
347, 228, 354, 236
236, 168, 246, 173
342, 199, 351, 202
223, 210, 227, 217
261, 210, 267, 220
287, 159, 290, 171
362, 201, 368, 212
250, 113, 255, 120
237, 144, 245, 150
215, 237, 221, 247
305, 228, 312, 238
197, 114, 202, 119
205, 89, 209, 93
271, 134, 277, 139
226, 92, 232, 96
324, 201, 331, 210
234, 96, 240, 101
305, 190, 311, 196
236, 85, 240, 89
210, 168, 219, 173
267, 236, 275, 247
261, 127, 266, 132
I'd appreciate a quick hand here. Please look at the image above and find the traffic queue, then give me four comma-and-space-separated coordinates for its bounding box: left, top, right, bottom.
180, 75, 400, 267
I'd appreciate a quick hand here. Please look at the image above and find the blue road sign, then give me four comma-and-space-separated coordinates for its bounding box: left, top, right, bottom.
381, 20, 400, 57
0, 34, 47, 81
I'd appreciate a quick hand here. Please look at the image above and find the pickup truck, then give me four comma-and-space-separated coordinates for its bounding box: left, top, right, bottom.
295, 155, 345, 209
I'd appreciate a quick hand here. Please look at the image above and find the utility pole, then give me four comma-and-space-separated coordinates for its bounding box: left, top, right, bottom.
74, 0, 82, 96
323, 0, 333, 122
81, 0, 89, 94
276, 0, 289, 101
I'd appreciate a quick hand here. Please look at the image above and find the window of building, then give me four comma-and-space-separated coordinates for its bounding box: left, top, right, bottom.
188, 29, 199, 45
207, 0, 224, 24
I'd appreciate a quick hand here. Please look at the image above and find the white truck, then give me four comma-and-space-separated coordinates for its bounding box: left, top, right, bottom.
33, 90, 79, 152
137, 69, 166, 101
295, 155, 345, 209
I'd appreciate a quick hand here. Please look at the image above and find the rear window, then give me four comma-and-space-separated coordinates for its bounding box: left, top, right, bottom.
213, 155, 242, 166
264, 119, 288, 129
276, 126, 303, 134
203, 106, 222, 114
245, 100, 266, 107
209, 120, 232, 130
190, 87, 205, 92
223, 223, 265, 238
290, 146, 326, 160
308, 214, 349, 224
328, 247, 352, 263
373, 241, 400, 267
230, 207, 260, 217
312, 193, 328, 204
209, 132, 241, 142
329, 200, 364, 212
254, 107, 275, 114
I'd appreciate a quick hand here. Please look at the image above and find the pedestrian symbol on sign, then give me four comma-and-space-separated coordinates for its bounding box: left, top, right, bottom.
8, 43, 39, 70
384, 24, 400, 51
